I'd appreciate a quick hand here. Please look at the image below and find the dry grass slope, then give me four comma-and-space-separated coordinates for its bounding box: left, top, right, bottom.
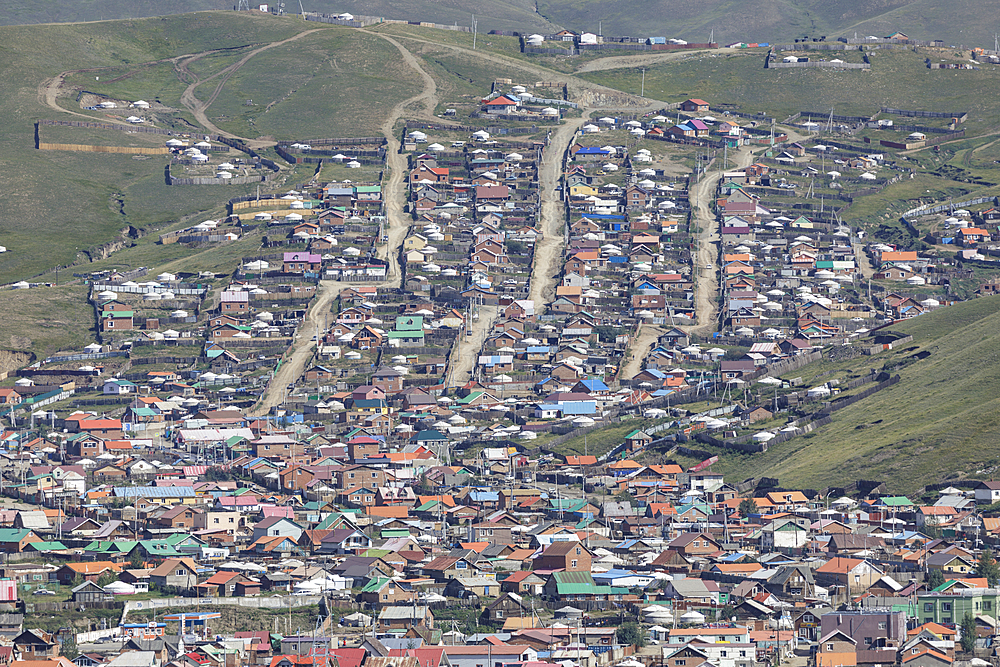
706, 295, 1000, 494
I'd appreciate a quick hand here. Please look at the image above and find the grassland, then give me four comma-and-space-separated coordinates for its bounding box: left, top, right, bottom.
0, 12, 431, 284
552, 417, 670, 457
206, 29, 423, 140
0, 12, 311, 281
579, 49, 1000, 134
0, 285, 95, 357
699, 294, 1000, 494
535, 0, 1000, 49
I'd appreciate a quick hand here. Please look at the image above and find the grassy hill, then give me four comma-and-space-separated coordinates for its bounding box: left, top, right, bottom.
0, 12, 422, 281
579, 49, 1000, 133
4, 0, 998, 49
697, 295, 1000, 494
535, 0, 996, 49
0, 0, 557, 33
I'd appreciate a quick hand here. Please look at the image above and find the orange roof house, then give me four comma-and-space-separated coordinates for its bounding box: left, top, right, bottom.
881, 250, 918, 263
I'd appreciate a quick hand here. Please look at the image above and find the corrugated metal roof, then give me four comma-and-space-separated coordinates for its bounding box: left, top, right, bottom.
114, 486, 195, 498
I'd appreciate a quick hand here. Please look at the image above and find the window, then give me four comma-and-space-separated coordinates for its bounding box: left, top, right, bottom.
496, 611, 503, 618
878, 623, 886, 630
924, 603, 933, 612
826, 645, 834, 652
864, 638, 872, 646
571, 560, 578, 568
942, 602, 952, 612
986, 601, 993, 611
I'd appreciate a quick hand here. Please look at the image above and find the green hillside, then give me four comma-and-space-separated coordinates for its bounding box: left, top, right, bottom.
0, 0, 557, 33
536, 0, 996, 48
3, 0, 997, 49
579, 49, 1000, 133
0, 12, 420, 280
701, 295, 1000, 494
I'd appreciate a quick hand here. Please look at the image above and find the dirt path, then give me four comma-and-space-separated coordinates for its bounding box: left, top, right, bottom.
251, 30, 443, 415
368, 31, 452, 280
683, 146, 755, 336
620, 323, 663, 379
529, 113, 589, 313
179, 29, 323, 147
575, 48, 721, 73
37, 33, 322, 149
445, 304, 499, 387
384, 31, 659, 109
854, 237, 874, 279
252, 280, 345, 416
38, 52, 199, 125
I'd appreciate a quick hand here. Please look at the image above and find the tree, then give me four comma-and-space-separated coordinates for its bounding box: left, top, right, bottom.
617, 621, 645, 648
738, 498, 757, 521
960, 612, 977, 653
97, 571, 117, 588
927, 568, 945, 590
976, 547, 1000, 587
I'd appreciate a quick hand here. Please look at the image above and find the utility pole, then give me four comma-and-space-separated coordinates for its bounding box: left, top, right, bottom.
640, 68, 646, 97
472, 15, 478, 50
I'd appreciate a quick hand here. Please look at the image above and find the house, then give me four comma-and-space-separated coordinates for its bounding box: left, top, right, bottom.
0, 530, 42, 554
481, 592, 530, 625
12, 629, 59, 659
680, 98, 710, 113
533, 542, 592, 571
149, 558, 199, 591
71, 581, 110, 604
282, 252, 322, 274
667, 532, 722, 557
502, 571, 546, 596
101, 305, 134, 332
377, 606, 434, 631
975, 481, 1000, 505
815, 558, 883, 594
817, 630, 857, 667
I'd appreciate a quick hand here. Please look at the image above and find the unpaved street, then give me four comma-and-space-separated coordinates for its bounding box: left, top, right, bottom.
529, 113, 589, 313
684, 146, 755, 335
620, 324, 663, 379
445, 305, 499, 387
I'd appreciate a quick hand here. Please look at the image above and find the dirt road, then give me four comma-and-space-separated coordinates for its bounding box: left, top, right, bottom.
251, 31, 443, 414
854, 238, 874, 279
252, 280, 344, 416
39, 32, 321, 149
529, 113, 589, 313
684, 146, 755, 335
575, 48, 721, 73
445, 305, 499, 387
620, 323, 663, 379
178, 29, 322, 147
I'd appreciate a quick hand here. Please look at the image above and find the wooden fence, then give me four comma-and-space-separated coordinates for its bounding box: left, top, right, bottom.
37, 142, 170, 155
167, 162, 277, 186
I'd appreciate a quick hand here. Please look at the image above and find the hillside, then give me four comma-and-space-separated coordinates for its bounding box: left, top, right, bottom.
699, 295, 1000, 494
0, 12, 423, 280
0, 0, 558, 33
536, 0, 997, 48
3, 0, 998, 49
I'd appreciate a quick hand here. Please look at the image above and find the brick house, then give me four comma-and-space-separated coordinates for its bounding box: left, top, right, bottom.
533, 542, 593, 571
